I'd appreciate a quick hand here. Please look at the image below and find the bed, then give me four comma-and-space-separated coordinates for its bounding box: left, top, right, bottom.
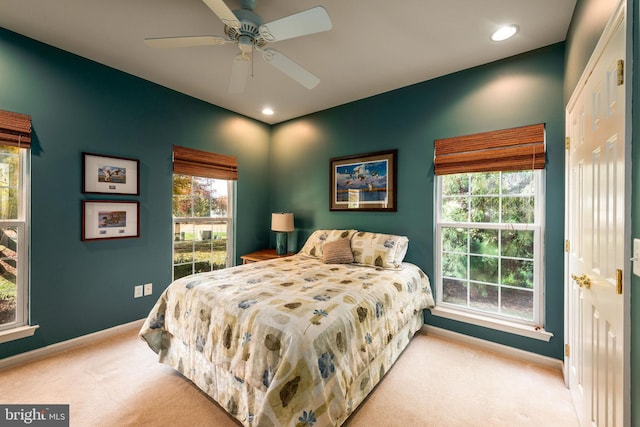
139, 230, 435, 426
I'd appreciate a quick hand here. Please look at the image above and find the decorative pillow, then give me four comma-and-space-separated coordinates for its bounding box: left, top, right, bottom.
299, 229, 357, 258
350, 231, 409, 269
322, 238, 354, 264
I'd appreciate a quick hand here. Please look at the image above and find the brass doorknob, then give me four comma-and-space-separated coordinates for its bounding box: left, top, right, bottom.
571, 273, 591, 289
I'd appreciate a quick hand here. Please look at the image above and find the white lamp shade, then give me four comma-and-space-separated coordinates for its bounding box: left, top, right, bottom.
271, 213, 294, 232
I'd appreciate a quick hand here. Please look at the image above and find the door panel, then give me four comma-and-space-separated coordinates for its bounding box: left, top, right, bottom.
566, 6, 626, 426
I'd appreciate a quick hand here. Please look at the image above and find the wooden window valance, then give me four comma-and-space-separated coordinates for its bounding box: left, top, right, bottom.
173, 145, 238, 181
0, 109, 31, 149
434, 123, 545, 175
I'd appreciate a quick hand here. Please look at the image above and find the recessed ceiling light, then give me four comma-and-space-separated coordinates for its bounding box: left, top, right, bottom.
262, 107, 274, 115
491, 25, 519, 42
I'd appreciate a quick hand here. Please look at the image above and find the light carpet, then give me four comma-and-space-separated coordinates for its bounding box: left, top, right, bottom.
0, 328, 579, 426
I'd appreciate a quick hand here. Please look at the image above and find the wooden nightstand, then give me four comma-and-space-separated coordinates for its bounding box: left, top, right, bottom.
241, 249, 294, 264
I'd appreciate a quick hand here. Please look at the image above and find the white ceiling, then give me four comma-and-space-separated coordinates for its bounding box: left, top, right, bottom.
0, 0, 576, 125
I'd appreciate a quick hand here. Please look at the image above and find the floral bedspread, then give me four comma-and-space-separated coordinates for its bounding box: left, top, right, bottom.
139, 255, 434, 426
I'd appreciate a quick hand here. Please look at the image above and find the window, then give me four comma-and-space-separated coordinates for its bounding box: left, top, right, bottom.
436, 171, 543, 324
433, 124, 547, 335
172, 175, 234, 279
171, 145, 237, 280
0, 109, 30, 334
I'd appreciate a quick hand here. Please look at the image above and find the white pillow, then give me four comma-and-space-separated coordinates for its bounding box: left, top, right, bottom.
350, 231, 409, 269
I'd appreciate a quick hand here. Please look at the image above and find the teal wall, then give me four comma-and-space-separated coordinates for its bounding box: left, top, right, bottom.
0, 28, 271, 359
271, 43, 566, 359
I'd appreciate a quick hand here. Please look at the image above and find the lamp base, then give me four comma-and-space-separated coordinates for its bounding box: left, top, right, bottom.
275, 232, 288, 256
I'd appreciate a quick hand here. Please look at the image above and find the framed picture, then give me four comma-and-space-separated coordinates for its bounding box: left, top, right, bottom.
330, 149, 397, 211
82, 200, 140, 241
82, 152, 139, 195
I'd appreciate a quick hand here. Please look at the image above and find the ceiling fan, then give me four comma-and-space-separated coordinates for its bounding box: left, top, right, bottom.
144, 0, 332, 93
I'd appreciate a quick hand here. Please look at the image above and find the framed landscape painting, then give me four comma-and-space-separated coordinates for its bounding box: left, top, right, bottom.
82, 152, 139, 195
82, 200, 140, 241
329, 149, 397, 211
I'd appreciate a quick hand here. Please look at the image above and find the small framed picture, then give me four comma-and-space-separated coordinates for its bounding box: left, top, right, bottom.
82, 200, 140, 241
82, 152, 139, 195
330, 149, 397, 211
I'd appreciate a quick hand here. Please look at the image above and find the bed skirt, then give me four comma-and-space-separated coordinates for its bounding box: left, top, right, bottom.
156, 311, 425, 426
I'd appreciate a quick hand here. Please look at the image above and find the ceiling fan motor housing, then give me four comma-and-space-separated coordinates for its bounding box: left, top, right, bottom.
225, 8, 266, 51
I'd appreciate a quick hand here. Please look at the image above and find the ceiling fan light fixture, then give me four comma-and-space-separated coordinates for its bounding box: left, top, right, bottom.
238, 35, 253, 53
491, 24, 519, 42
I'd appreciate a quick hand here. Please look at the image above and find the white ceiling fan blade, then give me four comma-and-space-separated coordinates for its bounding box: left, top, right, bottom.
144, 36, 228, 48
261, 48, 320, 89
259, 6, 332, 42
229, 54, 250, 93
202, 0, 240, 29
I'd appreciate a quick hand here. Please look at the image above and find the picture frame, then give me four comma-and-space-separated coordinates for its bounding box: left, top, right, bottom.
329, 149, 397, 211
82, 200, 140, 241
82, 152, 140, 195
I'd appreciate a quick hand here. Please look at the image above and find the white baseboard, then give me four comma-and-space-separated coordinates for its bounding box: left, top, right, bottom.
422, 325, 564, 371
1, 321, 562, 373
0, 319, 145, 371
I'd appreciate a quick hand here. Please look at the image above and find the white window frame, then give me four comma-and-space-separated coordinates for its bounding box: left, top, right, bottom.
432, 170, 552, 341
0, 147, 37, 343
172, 177, 235, 280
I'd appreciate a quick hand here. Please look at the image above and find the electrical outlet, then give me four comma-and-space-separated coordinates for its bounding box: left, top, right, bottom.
134, 285, 143, 298
634, 239, 640, 277
143, 282, 153, 296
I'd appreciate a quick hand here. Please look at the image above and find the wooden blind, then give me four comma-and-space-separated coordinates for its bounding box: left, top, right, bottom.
434, 123, 545, 175
0, 109, 31, 148
173, 145, 238, 180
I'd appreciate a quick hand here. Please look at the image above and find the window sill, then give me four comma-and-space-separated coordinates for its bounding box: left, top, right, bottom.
430, 306, 553, 342
0, 325, 39, 344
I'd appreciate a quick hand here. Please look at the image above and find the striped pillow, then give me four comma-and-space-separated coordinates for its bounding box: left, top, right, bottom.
322, 238, 354, 264
299, 229, 357, 258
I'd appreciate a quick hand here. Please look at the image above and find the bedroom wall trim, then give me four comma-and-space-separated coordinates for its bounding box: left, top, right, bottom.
429, 306, 553, 342
0, 319, 144, 371
0, 325, 39, 345
422, 325, 563, 371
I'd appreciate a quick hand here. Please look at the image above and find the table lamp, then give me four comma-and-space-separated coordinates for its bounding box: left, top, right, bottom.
271, 212, 294, 255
